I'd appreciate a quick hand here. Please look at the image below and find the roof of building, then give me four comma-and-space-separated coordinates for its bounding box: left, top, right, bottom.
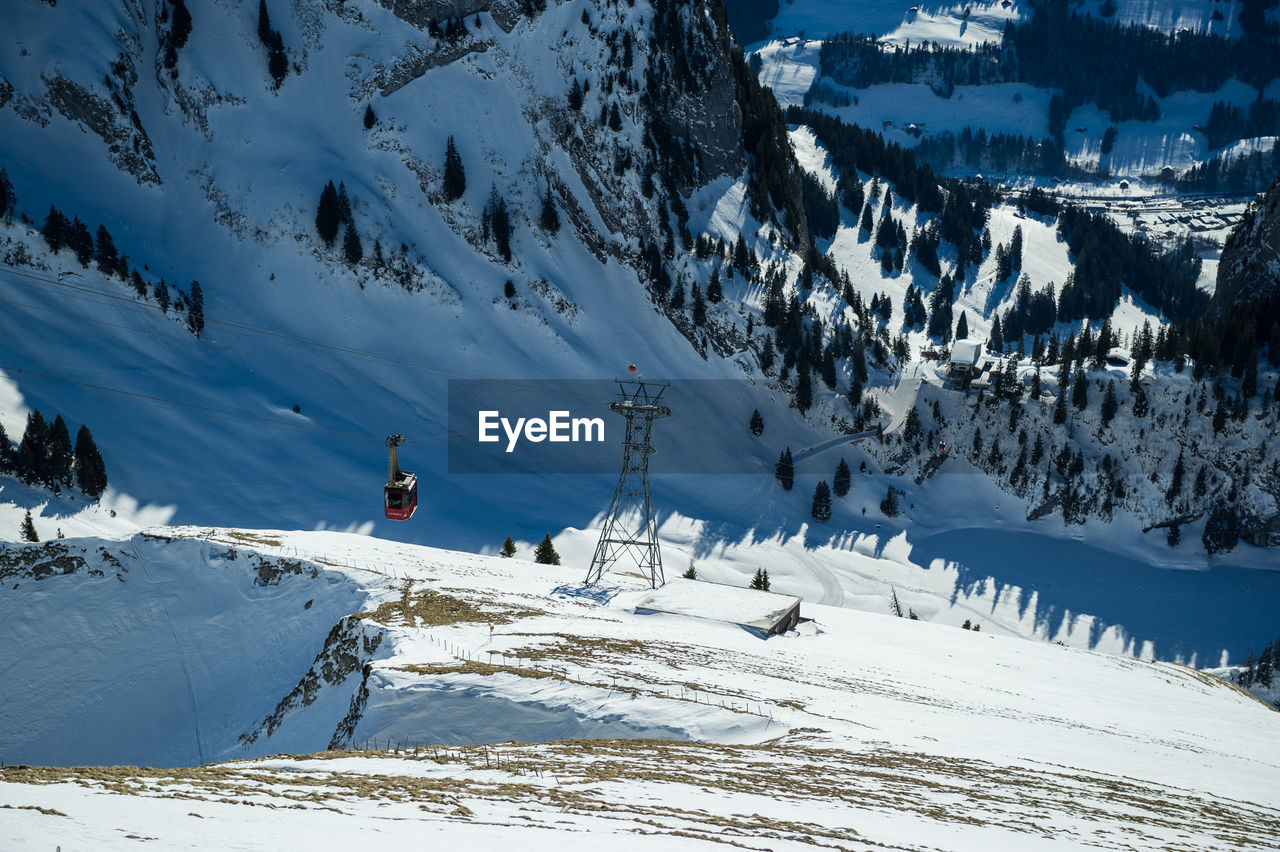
635, 578, 801, 636
950, 340, 982, 365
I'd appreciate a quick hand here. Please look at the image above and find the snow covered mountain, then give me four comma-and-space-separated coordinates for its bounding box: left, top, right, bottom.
2, 527, 1278, 850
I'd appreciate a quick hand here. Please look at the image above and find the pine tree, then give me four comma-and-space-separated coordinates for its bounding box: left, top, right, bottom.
443, 137, 466, 201
749, 567, 770, 591
833, 458, 851, 497
17, 409, 50, 487
20, 510, 39, 542
74, 424, 108, 498
500, 536, 517, 557
258, 0, 272, 43
187, 280, 205, 337
989, 314, 1004, 352
811, 480, 832, 522
491, 195, 512, 262
48, 414, 74, 489
880, 485, 899, 517
903, 406, 923, 445
1202, 502, 1238, 554
267, 30, 288, 88
539, 186, 560, 235
0, 421, 14, 474
567, 77, 584, 110
1101, 380, 1118, 425
94, 226, 118, 274
343, 225, 364, 265
1093, 318, 1113, 370
669, 279, 685, 309
336, 182, 352, 225
363, 104, 377, 129
171, 0, 193, 50
155, 279, 170, 313
794, 366, 812, 412
1072, 367, 1088, 410
707, 268, 722, 303
0, 167, 15, 224
683, 565, 697, 579
41, 206, 68, 252
749, 409, 764, 436
533, 533, 560, 565
316, 181, 340, 246
775, 447, 794, 491
70, 217, 93, 267
955, 310, 969, 340
608, 102, 622, 131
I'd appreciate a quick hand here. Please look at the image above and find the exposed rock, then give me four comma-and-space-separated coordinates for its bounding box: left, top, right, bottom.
1214, 175, 1280, 314
43, 74, 159, 185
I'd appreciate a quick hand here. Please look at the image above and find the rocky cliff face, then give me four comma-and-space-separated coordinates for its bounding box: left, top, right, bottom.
1214, 175, 1280, 312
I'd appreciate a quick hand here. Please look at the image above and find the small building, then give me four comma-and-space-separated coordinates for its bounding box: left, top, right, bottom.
635, 578, 802, 638
947, 340, 983, 387
1106, 347, 1131, 367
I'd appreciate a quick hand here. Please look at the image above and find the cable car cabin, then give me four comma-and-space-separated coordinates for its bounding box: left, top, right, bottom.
384, 472, 417, 521
384, 433, 418, 521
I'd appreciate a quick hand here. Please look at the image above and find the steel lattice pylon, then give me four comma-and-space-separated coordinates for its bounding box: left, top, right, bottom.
584, 380, 672, 588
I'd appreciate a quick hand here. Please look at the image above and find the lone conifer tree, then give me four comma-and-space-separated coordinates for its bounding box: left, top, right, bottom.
20, 510, 39, 542
500, 536, 517, 557
955, 310, 969, 340
539, 186, 560, 234
833, 458, 851, 497
748, 409, 764, 436
811, 480, 832, 521
682, 565, 696, 579
533, 533, 560, 565
187, 280, 205, 337
363, 104, 377, 129
74, 425, 108, 498
267, 30, 288, 88
443, 136, 466, 201
880, 485, 900, 517
749, 567, 770, 591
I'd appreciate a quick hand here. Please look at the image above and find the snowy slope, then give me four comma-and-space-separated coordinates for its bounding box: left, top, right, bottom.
2, 527, 1278, 850
1, 0, 1277, 698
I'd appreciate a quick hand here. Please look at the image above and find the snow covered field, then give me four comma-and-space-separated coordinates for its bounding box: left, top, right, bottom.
3, 527, 1278, 850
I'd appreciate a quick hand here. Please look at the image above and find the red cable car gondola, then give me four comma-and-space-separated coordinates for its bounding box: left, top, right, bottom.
384, 434, 418, 521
